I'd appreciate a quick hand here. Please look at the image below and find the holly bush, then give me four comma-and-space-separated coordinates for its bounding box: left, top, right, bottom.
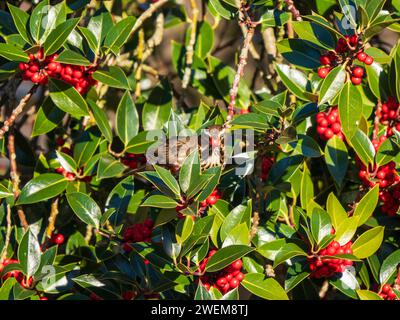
0, 0, 399, 301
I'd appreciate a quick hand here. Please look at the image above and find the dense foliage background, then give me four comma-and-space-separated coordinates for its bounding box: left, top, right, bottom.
0, 0, 399, 300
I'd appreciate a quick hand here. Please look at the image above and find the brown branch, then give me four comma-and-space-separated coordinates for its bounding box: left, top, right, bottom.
131, 0, 169, 36
284, 0, 302, 21
373, 101, 381, 140
0, 204, 12, 263
249, 211, 259, 241
142, 64, 159, 77
182, 0, 199, 90
0, 85, 37, 139
8, 129, 28, 230
142, 12, 165, 61
226, 3, 257, 123
135, 28, 145, 97
240, 24, 260, 60
319, 280, 330, 299
46, 197, 59, 238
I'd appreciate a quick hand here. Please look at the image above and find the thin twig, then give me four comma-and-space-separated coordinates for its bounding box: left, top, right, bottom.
373, 101, 381, 140
226, 2, 257, 123
181, 0, 199, 90
131, 0, 169, 36
142, 64, 159, 77
284, 0, 302, 21
319, 280, 329, 299
249, 211, 259, 241
46, 197, 59, 239
8, 129, 28, 230
0, 204, 12, 263
135, 29, 145, 97
239, 24, 260, 60
142, 12, 165, 61
0, 86, 37, 139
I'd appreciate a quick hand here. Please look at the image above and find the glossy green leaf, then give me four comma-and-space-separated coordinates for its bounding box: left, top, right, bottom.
205, 245, 254, 272
43, 18, 80, 56
141, 195, 178, 209
0, 43, 29, 62
353, 185, 379, 226
18, 229, 41, 278
55, 49, 91, 66
66, 192, 102, 229
104, 16, 136, 54
17, 173, 68, 205
87, 100, 112, 142
49, 78, 89, 117
338, 81, 363, 140
318, 65, 346, 105
116, 91, 139, 145
379, 250, 400, 285
32, 98, 65, 137
350, 129, 375, 167
352, 226, 385, 259
324, 136, 348, 187
92, 66, 131, 90
241, 273, 289, 300
8, 3, 31, 44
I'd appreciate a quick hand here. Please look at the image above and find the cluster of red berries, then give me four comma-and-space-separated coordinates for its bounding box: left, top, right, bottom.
122, 219, 154, 252
0, 259, 33, 288
379, 284, 398, 300
198, 250, 244, 294
19, 48, 97, 94
376, 97, 400, 137
261, 156, 274, 181
308, 240, 353, 279
175, 190, 221, 219
358, 160, 399, 189
317, 34, 373, 85
316, 107, 344, 141
358, 137, 400, 216
121, 153, 147, 169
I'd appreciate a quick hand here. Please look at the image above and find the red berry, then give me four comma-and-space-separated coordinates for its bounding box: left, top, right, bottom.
331, 122, 342, 134
318, 68, 329, 78
316, 126, 326, 135
364, 56, 374, 65
349, 34, 358, 46
216, 277, 226, 286
31, 73, 41, 83
351, 76, 362, 85
319, 55, 331, 66
231, 259, 243, 270
47, 62, 57, 71
73, 70, 83, 79
229, 278, 239, 288
52, 233, 65, 245
382, 284, 391, 293
122, 291, 135, 300
352, 67, 364, 77
206, 195, 218, 206
357, 52, 367, 62
37, 48, 44, 60
323, 128, 334, 140
235, 272, 244, 281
